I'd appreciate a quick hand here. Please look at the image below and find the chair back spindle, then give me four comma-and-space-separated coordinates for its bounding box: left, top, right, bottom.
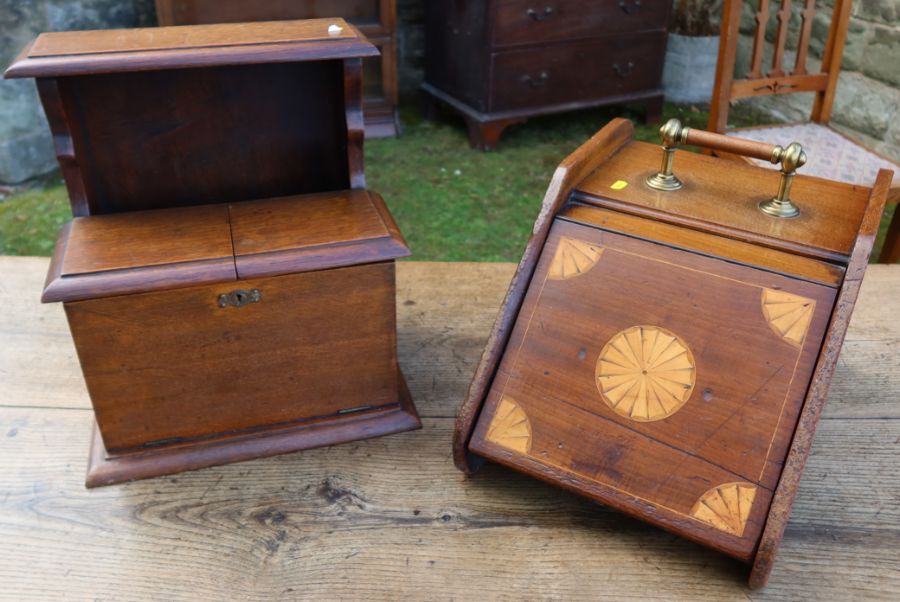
709, 0, 854, 132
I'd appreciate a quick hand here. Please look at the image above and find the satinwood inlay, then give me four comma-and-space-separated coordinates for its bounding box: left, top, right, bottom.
690, 482, 758, 537
761, 288, 815, 347
548, 237, 603, 280
595, 326, 695, 422
486, 398, 532, 454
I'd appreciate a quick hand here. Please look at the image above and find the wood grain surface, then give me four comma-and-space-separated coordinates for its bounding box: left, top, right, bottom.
4, 19, 378, 78
0, 257, 898, 600
575, 140, 871, 262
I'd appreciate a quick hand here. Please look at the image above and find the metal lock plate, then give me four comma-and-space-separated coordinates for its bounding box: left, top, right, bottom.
218, 288, 261, 309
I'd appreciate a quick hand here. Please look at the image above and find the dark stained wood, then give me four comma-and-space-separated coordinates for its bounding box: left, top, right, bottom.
881, 204, 900, 263
574, 139, 871, 261
6, 21, 374, 217
455, 120, 888, 588
344, 58, 367, 187
423, 0, 670, 149
488, 34, 666, 112
491, 0, 670, 47
59, 61, 349, 215
155, 1, 401, 138
4, 19, 378, 78
34, 79, 90, 217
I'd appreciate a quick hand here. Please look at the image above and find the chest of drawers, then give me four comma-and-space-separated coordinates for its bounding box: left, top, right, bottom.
423, 0, 670, 149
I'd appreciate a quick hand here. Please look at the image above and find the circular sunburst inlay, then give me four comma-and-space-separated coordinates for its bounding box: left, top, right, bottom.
595, 325, 696, 422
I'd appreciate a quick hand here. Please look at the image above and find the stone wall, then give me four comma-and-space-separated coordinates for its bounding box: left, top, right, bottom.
0, 0, 156, 182
732, 0, 900, 163
0, 0, 896, 182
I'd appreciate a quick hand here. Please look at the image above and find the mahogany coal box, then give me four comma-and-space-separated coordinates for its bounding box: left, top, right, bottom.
454, 118, 892, 587
4, 19, 420, 487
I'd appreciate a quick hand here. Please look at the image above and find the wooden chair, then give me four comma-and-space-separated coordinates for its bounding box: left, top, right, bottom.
708, 0, 900, 262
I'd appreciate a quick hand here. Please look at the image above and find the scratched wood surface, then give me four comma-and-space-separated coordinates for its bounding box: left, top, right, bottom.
0, 257, 898, 601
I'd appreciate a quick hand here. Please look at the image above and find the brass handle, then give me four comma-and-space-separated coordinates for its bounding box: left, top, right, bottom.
612, 61, 634, 78
619, 0, 642, 15
527, 7, 554, 20
645, 118, 807, 218
521, 71, 549, 88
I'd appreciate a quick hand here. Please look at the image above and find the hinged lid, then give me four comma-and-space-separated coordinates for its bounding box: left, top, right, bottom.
572, 136, 871, 262
4, 19, 374, 217
43, 189, 409, 303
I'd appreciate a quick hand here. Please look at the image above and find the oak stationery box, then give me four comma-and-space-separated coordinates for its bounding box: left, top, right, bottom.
4, 19, 420, 487
454, 118, 891, 587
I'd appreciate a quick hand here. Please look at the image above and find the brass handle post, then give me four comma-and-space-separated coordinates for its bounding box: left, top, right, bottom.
645, 118, 807, 218
645, 118, 688, 191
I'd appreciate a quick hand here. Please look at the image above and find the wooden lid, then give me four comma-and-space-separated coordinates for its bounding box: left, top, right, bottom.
229, 190, 410, 280
42, 189, 409, 303
4, 19, 378, 78
573, 140, 872, 262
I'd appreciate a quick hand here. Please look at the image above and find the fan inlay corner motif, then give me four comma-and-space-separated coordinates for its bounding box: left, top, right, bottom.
486, 398, 533, 454
548, 237, 603, 280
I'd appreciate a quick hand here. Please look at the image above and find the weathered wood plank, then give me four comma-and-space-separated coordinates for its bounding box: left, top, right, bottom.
0, 407, 897, 600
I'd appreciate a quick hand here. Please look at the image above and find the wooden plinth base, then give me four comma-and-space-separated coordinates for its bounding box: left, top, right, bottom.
85, 372, 420, 487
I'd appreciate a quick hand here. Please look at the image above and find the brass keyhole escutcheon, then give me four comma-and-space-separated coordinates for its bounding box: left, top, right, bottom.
218, 288, 261, 309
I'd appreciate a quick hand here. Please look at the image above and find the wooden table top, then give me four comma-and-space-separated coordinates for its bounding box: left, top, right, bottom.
0, 257, 897, 601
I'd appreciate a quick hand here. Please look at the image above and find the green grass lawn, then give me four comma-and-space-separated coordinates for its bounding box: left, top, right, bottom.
0, 102, 894, 260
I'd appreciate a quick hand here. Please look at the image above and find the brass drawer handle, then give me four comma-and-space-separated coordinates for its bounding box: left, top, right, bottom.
646, 118, 807, 218
619, 0, 642, 15
218, 288, 261, 308
521, 71, 549, 88
527, 6, 554, 21
612, 61, 635, 78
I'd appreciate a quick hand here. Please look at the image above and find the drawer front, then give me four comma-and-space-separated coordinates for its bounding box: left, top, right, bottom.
489, 33, 665, 111
68, 263, 399, 452
158, 0, 384, 29
492, 0, 670, 47
469, 219, 835, 558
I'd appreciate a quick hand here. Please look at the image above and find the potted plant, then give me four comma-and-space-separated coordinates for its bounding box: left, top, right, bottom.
662, 0, 721, 104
